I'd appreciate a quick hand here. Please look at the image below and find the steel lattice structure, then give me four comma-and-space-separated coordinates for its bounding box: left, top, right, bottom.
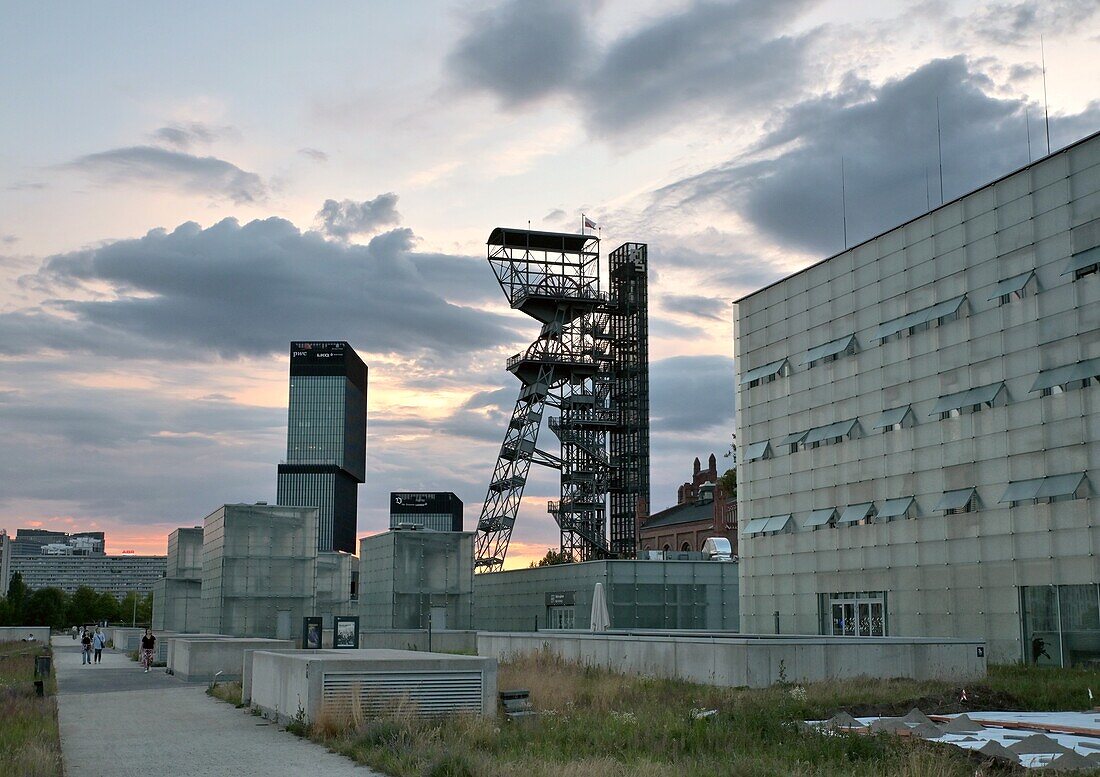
474, 227, 649, 572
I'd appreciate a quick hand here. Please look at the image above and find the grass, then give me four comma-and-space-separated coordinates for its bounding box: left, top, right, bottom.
0, 640, 63, 777
207, 680, 245, 707
203, 650, 1100, 776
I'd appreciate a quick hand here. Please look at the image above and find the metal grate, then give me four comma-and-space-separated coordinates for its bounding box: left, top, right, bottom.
322, 670, 483, 717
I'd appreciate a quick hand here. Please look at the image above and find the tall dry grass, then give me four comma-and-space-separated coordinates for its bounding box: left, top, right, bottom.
0, 641, 63, 777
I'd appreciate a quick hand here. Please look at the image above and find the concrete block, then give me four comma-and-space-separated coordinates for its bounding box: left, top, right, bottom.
0, 626, 50, 643
249, 649, 498, 724
170, 637, 293, 683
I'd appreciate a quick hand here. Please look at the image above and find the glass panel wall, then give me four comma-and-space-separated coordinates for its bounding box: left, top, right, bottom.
1020, 585, 1100, 667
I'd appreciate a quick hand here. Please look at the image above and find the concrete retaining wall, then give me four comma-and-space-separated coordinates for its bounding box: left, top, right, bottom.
169, 637, 292, 682
250, 649, 498, 724
108, 627, 147, 651
0, 626, 51, 643
358, 630, 477, 654
478, 632, 986, 688
163, 633, 226, 667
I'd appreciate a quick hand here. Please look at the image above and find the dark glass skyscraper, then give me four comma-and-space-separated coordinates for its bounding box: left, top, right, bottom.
276, 341, 367, 553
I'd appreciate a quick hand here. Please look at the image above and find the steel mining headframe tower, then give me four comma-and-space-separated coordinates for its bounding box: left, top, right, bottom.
473, 227, 650, 572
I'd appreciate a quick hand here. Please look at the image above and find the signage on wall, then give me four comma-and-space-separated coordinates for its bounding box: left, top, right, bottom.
545, 591, 576, 607
333, 615, 359, 649
302, 616, 323, 649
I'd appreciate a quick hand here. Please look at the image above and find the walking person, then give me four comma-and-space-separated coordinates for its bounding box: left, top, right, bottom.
71, 625, 77, 641
81, 629, 92, 665
92, 627, 106, 664
139, 628, 156, 673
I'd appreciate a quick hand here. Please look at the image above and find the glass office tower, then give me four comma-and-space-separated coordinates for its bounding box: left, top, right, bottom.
277, 341, 367, 553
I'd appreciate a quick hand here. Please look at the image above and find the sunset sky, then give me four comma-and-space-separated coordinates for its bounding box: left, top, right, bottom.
1, 0, 1098, 567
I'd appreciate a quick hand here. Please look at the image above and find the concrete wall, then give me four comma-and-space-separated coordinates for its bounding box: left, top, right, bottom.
249, 649, 497, 724
152, 577, 203, 633
358, 629, 477, 654
163, 633, 226, 668
108, 627, 147, 651
478, 632, 986, 688
0, 626, 51, 643
168, 637, 292, 683
734, 131, 1100, 663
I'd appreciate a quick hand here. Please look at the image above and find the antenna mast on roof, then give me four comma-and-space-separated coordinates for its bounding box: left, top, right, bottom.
840, 157, 848, 249
1041, 35, 1051, 155
1026, 106, 1032, 162
936, 96, 945, 204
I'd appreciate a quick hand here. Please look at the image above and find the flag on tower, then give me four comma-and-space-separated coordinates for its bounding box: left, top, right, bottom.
583, 215, 597, 231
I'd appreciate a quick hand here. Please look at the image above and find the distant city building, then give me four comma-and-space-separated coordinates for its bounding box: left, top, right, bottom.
277, 341, 368, 554
0, 530, 11, 596
389, 492, 464, 532
12, 528, 105, 556
10, 554, 165, 597
735, 131, 1100, 664
636, 454, 736, 555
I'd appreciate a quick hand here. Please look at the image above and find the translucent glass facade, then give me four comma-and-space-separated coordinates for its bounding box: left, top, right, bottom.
735, 132, 1100, 661
359, 531, 474, 631
287, 376, 347, 466
1021, 584, 1100, 668
473, 560, 739, 632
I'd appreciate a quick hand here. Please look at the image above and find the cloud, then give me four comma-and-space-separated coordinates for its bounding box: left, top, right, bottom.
63, 145, 266, 203
316, 193, 402, 239
3, 213, 518, 360
299, 147, 329, 162
661, 293, 729, 321
448, 0, 820, 137
447, 0, 592, 105
650, 354, 734, 433
151, 121, 239, 150
658, 57, 1100, 255
965, 0, 1100, 46
579, 0, 819, 135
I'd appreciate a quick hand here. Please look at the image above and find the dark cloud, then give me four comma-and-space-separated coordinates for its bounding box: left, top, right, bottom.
63, 146, 266, 203
2, 215, 518, 360
299, 147, 329, 162
151, 121, 238, 150
6, 181, 46, 191
447, 0, 592, 105
2, 235, 17, 245
316, 193, 402, 239
649, 354, 734, 433
658, 57, 1100, 255
966, 0, 1100, 46
661, 293, 729, 321
579, 0, 818, 135
448, 0, 820, 137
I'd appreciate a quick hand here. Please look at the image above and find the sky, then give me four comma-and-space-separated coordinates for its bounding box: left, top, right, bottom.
1, 0, 1098, 566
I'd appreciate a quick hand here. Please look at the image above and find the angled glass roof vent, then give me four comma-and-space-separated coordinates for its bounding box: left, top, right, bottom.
872, 405, 912, 429
1062, 246, 1100, 275
930, 382, 1005, 415
800, 334, 857, 365
739, 358, 789, 386
742, 518, 770, 535
987, 270, 1035, 300
874, 295, 966, 341
935, 488, 976, 512
804, 508, 838, 527
1030, 358, 1100, 393
837, 502, 875, 524
742, 440, 773, 463
877, 497, 915, 519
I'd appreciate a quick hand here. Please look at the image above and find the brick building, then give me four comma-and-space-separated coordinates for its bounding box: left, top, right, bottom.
636, 454, 737, 555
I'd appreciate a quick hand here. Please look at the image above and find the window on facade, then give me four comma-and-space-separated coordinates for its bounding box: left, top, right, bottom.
1020, 584, 1100, 667
989, 270, 1035, 306
1064, 246, 1100, 279
874, 295, 966, 343
741, 358, 789, 389
779, 431, 807, 455
873, 406, 912, 434
802, 419, 859, 450
822, 592, 887, 637
802, 335, 857, 369
931, 383, 1005, 420
680, 542, 691, 551
999, 473, 1087, 506
937, 488, 977, 515
742, 440, 772, 463
1031, 358, 1100, 397
547, 606, 575, 629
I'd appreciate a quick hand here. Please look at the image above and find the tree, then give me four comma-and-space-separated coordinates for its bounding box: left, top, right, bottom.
530, 548, 569, 568
67, 586, 101, 626
718, 468, 737, 499
25, 588, 68, 628
5, 572, 28, 623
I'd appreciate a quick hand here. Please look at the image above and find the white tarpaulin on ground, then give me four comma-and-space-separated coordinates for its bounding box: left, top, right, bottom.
812, 710, 1100, 770
590, 582, 610, 632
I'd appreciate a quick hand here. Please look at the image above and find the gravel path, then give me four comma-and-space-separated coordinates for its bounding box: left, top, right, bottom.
52, 636, 378, 776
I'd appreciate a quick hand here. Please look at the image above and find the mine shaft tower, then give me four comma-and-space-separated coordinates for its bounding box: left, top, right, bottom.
473, 228, 650, 572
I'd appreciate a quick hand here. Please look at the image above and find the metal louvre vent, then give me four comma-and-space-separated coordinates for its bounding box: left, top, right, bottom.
322, 670, 483, 716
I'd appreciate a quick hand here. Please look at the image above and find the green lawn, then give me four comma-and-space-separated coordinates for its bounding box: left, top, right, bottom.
0, 640, 63, 777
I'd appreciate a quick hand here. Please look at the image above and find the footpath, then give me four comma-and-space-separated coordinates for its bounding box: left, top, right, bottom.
52, 636, 377, 776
